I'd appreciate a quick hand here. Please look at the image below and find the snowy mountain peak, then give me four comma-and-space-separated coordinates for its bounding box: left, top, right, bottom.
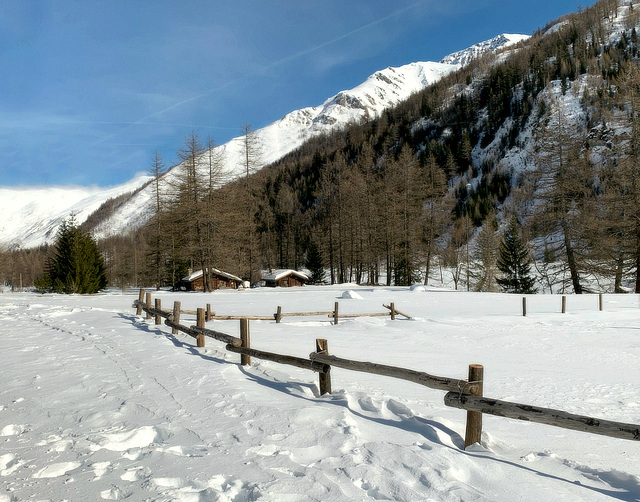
0, 33, 527, 249
440, 33, 530, 66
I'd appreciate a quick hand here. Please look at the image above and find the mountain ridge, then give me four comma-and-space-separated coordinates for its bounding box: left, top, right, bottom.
0, 33, 528, 250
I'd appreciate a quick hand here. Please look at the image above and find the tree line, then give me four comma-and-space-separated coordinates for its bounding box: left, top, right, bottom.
1, 0, 639, 294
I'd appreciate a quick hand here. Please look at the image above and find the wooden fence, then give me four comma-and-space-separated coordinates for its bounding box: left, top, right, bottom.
522, 293, 606, 316
132, 289, 640, 449
135, 289, 411, 324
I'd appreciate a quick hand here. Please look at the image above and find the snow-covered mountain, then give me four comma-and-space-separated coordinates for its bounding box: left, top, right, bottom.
0, 174, 153, 250
439, 33, 528, 66
0, 34, 527, 250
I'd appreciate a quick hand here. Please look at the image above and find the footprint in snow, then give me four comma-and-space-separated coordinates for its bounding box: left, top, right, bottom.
386, 399, 414, 418
0, 424, 25, 436
32, 461, 81, 479
357, 396, 380, 413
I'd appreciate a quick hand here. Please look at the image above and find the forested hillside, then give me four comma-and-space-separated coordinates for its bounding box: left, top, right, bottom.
3, 0, 639, 294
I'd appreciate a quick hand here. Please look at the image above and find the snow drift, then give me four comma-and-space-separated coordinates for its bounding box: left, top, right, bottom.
1, 285, 638, 500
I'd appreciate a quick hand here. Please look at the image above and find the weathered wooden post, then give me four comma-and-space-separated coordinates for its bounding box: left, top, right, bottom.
316, 339, 331, 395
136, 289, 145, 316
275, 306, 282, 323
196, 308, 206, 347
145, 292, 152, 320
562, 295, 566, 314
334, 302, 339, 325
240, 319, 251, 366
599, 293, 603, 311
172, 301, 181, 335
390, 302, 396, 321
464, 364, 484, 449
154, 298, 162, 325
522, 297, 527, 317
206, 303, 212, 321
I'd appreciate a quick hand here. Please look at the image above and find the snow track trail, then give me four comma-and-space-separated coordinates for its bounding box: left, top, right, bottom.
1, 289, 639, 501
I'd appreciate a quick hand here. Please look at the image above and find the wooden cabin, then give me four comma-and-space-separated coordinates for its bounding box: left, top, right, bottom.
175, 268, 242, 291
262, 269, 309, 288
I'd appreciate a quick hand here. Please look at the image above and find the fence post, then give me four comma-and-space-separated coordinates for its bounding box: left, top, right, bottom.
316, 339, 332, 395
145, 292, 152, 320
522, 297, 527, 317
136, 289, 145, 316
464, 364, 484, 449
196, 308, 206, 347
562, 295, 566, 314
240, 319, 251, 366
275, 306, 282, 323
154, 298, 162, 325
599, 293, 603, 311
334, 302, 339, 325
206, 303, 212, 321
172, 301, 181, 335
390, 302, 396, 321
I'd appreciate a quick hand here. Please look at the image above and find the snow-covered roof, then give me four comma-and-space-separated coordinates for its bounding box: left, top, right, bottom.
262, 269, 309, 282
181, 268, 242, 283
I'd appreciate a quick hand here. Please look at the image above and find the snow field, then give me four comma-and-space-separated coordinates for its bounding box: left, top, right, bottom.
0, 286, 639, 501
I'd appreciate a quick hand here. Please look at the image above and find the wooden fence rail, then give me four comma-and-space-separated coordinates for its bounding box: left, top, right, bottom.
444, 392, 640, 442
226, 344, 329, 373
134, 297, 216, 321
190, 324, 243, 347
132, 290, 640, 449
274, 302, 411, 323
208, 315, 275, 321
135, 294, 411, 325
308, 352, 475, 394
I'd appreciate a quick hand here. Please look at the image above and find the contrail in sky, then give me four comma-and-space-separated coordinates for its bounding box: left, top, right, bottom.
143, 1, 431, 121
91, 1, 432, 148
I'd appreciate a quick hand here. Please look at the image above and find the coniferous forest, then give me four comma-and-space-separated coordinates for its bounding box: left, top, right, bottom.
2, 0, 640, 294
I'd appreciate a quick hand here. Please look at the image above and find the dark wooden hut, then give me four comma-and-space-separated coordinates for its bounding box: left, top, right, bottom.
262, 269, 309, 288
175, 269, 243, 291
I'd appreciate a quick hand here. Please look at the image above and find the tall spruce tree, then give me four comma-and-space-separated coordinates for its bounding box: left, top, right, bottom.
305, 240, 326, 285
37, 217, 107, 294
533, 98, 591, 294
148, 150, 167, 290
240, 122, 263, 284
496, 218, 537, 294
471, 215, 500, 292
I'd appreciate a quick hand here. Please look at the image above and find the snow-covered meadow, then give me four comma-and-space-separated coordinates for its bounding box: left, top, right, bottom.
1, 285, 639, 501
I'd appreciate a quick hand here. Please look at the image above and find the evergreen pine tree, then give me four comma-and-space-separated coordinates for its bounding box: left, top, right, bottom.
471, 216, 499, 292
36, 217, 107, 294
496, 218, 537, 294
305, 241, 326, 285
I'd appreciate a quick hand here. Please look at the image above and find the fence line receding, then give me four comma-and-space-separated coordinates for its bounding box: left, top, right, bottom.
132, 289, 640, 449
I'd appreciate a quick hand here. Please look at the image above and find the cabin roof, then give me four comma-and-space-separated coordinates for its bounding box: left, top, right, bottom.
181, 268, 242, 283
262, 269, 309, 282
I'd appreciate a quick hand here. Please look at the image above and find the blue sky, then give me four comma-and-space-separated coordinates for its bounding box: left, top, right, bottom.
1, 0, 594, 187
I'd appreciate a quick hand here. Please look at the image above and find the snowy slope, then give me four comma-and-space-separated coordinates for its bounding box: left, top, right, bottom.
0, 174, 152, 250
468, 3, 639, 207
0, 34, 526, 249
440, 33, 528, 66
1, 286, 639, 500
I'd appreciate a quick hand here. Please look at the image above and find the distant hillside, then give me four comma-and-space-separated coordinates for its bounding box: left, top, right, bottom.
0, 174, 151, 250
7, 0, 639, 295
0, 34, 526, 250
224, 0, 638, 293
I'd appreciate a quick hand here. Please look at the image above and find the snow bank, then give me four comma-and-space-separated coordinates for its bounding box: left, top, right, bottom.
1, 286, 639, 500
